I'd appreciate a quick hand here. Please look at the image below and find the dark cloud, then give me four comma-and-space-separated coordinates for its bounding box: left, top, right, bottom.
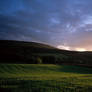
0, 0, 92, 51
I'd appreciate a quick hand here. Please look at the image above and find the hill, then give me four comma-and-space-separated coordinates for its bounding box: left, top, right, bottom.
0, 64, 92, 92
0, 40, 92, 66
0, 40, 56, 49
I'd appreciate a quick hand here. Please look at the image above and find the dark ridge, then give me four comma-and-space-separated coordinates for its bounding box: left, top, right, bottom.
0, 40, 56, 49
0, 40, 92, 67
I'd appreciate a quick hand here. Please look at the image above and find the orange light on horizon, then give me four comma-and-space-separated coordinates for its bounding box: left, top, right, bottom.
57, 45, 88, 52
75, 48, 87, 52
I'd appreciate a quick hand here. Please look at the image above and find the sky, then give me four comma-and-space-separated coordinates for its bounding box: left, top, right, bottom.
0, 0, 92, 51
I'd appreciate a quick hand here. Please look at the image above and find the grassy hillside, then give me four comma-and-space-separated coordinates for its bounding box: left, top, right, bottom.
0, 64, 92, 92
0, 40, 92, 66
0, 40, 72, 64
0, 40, 92, 92
1, 64, 92, 78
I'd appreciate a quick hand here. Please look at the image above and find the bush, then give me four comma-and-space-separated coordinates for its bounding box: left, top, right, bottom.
36, 57, 42, 64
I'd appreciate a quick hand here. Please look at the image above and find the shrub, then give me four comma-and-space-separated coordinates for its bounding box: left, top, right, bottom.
36, 57, 42, 64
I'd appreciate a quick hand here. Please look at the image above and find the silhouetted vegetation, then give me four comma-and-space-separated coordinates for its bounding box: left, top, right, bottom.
0, 40, 92, 67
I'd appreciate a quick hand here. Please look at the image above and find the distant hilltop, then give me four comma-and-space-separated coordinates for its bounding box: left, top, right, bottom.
0, 40, 92, 67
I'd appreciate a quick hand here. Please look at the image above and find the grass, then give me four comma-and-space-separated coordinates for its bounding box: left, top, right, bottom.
0, 64, 92, 92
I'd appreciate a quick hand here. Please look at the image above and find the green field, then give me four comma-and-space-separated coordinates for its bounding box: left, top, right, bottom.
0, 64, 92, 92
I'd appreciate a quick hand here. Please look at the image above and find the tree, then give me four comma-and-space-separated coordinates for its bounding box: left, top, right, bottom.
36, 57, 42, 64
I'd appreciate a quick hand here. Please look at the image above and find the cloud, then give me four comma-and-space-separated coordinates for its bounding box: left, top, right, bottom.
1, 0, 92, 50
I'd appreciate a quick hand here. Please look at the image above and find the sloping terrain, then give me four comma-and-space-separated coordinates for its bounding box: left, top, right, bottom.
0, 40, 73, 63
0, 64, 92, 92
0, 40, 92, 66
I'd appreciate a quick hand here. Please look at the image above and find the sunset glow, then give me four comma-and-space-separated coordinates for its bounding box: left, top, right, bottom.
75, 48, 86, 52
57, 45, 87, 52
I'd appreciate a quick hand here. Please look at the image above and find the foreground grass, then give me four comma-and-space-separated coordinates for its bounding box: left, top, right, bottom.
0, 64, 92, 92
